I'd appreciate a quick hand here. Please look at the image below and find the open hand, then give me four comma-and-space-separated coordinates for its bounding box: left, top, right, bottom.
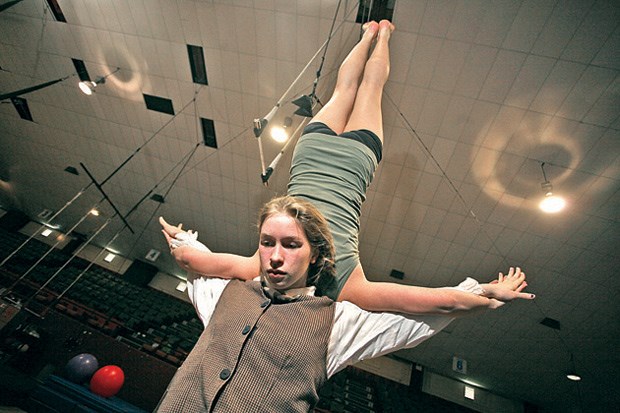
481, 267, 535, 302
160, 216, 184, 239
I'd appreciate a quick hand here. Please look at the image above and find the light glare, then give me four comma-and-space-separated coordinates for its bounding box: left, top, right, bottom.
79, 81, 94, 95
566, 374, 581, 381
271, 126, 288, 143
539, 195, 565, 213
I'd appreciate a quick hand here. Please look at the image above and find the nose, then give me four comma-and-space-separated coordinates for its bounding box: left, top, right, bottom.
270, 245, 283, 268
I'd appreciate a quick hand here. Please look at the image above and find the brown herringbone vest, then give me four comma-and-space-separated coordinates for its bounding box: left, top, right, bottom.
156, 280, 335, 413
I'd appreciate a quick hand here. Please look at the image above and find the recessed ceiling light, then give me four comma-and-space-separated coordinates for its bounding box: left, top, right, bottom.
566, 373, 581, 381
104, 253, 115, 263
464, 385, 475, 400
41, 229, 52, 237
89, 208, 100, 216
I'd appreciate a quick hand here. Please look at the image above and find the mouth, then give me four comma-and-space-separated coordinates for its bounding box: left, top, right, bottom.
266, 270, 286, 283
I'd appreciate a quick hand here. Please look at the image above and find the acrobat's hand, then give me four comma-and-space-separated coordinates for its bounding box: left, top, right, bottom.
160, 216, 186, 240
159, 217, 210, 253
480, 267, 535, 302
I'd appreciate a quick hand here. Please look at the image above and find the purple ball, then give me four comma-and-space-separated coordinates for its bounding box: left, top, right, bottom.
65, 353, 99, 384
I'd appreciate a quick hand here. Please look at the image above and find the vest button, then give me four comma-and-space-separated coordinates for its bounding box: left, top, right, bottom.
260, 300, 270, 308
219, 369, 231, 380
242, 325, 251, 335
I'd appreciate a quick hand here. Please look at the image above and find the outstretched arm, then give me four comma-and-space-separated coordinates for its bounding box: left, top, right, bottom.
338, 266, 534, 316
160, 217, 259, 281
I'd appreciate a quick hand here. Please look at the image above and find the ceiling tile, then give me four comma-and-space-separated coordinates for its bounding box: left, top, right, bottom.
474, 0, 521, 47
560, 0, 619, 64
502, 0, 555, 53
479, 50, 527, 104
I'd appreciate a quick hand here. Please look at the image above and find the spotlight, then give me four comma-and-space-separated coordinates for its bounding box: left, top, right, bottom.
270, 117, 293, 143
540, 194, 566, 213
538, 163, 565, 213
78, 67, 120, 96
566, 354, 581, 381
79, 77, 104, 95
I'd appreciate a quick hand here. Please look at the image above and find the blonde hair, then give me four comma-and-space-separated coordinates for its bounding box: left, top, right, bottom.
258, 195, 336, 293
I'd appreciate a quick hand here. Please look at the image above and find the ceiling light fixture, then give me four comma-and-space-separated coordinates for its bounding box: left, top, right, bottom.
271, 117, 293, 143
566, 354, 581, 381
78, 67, 120, 96
89, 208, 100, 216
539, 162, 566, 213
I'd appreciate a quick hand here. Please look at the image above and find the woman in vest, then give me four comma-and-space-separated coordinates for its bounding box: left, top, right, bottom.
157, 195, 531, 412
160, 20, 534, 322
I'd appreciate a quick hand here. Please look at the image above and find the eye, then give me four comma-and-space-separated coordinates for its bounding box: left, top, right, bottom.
285, 241, 301, 249
260, 239, 274, 247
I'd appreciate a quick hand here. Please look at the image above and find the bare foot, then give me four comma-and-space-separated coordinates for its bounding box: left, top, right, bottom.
361, 21, 379, 40
378, 19, 395, 39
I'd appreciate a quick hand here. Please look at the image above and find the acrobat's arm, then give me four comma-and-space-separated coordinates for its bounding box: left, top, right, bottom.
338, 266, 534, 316
160, 217, 259, 281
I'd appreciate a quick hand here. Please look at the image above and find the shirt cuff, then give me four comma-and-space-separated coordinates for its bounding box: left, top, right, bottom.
174, 231, 211, 252
455, 277, 484, 295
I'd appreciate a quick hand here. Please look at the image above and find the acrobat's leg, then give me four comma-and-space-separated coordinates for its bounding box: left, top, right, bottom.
342, 19, 393, 143
309, 21, 379, 134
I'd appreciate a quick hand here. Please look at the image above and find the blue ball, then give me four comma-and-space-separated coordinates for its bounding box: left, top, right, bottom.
65, 353, 99, 384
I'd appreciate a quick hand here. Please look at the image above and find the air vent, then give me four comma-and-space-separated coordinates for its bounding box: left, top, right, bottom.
143, 94, 174, 115
71, 58, 91, 81
356, 0, 395, 24
46, 0, 67, 22
187, 45, 208, 85
540, 317, 561, 330
11, 97, 33, 121
201, 118, 217, 148
389, 269, 404, 280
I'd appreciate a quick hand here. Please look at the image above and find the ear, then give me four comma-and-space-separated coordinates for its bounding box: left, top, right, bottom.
310, 251, 318, 265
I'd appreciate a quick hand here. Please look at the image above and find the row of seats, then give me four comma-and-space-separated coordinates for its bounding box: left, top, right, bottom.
0, 228, 201, 367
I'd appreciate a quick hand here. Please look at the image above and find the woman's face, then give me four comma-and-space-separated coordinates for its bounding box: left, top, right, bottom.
259, 212, 315, 291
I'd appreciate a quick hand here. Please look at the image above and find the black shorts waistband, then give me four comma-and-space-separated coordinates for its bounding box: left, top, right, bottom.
302, 122, 382, 163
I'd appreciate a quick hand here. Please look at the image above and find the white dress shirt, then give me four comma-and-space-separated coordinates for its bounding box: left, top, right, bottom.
187, 275, 482, 379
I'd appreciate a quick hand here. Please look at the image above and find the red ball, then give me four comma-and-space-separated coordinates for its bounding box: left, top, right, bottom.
89, 365, 125, 398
